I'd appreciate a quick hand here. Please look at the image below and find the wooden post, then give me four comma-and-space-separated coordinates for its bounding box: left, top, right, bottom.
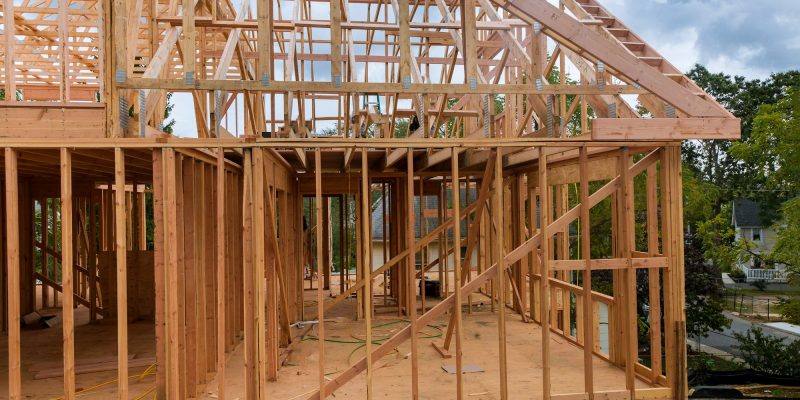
579, 147, 594, 395
315, 149, 326, 399
61, 148, 76, 399
493, 149, 508, 399
646, 162, 662, 382
253, 150, 267, 398
361, 149, 374, 399
619, 148, 636, 397
163, 148, 181, 399
242, 149, 257, 399
114, 148, 129, 399
182, 0, 195, 83
6, 148, 22, 400
406, 150, 420, 399
538, 147, 551, 400
216, 148, 227, 400
451, 148, 464, 399
3, 0, 15, 98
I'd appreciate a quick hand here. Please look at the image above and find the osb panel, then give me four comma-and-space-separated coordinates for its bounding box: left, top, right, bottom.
0, 106, 106, 138
98, 250, 155, 321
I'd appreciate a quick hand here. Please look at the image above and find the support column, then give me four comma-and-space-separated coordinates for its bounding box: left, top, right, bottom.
61, 149, 76, 399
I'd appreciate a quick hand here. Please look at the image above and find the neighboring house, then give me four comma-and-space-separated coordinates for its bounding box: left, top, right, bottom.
732, 198, 788, 283
371, 188, 478, 274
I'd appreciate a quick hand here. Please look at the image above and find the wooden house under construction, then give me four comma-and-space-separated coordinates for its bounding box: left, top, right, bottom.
0, 0, 740, 398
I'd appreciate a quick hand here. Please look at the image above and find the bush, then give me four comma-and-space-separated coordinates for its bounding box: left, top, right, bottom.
751, 279, 767, 291
734, 327, 800, 377
778, 298, 800, 324
729, 268, 746, 282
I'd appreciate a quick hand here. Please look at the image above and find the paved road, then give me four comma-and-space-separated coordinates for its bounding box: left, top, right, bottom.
692, 312, 799, 357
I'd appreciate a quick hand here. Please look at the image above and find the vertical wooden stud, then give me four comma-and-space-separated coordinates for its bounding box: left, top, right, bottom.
114, 148, 129, 399
361, 148, 374, 399
61, 148, 76, 399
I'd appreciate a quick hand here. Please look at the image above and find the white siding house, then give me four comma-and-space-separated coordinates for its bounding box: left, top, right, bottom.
732, 198, 788, 283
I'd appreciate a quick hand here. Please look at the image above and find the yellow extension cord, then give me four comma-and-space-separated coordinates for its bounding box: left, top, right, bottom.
49, 363, 157, 400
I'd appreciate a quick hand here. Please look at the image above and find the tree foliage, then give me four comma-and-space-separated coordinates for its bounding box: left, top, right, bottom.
684, 235, 730, 338
685, 65, 800, 333
734, 327, 800, 377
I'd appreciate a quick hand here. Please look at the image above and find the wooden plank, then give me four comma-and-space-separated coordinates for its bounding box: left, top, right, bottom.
618, 148, 636, 397
405, 150, 420, 398
163, 148, 181, 399
182, 0, 195, 82
181, 157, 198, 396
242, 149, 257, 399
634, 388, 672, 399
592, 118, 740, 140
152, 149, 166, 398
551, 393, 588, 400
60, 148, 76, 399
114, 148, 129, 399
593, 390, 631, 400
330, 0, 342, 82
461, 0, 477, 85
539, 147, 551, 400
646, 163, 662, 383
450, 149, 464, 399
256, 0, 273, 83
550, 257, 667, 271
5, 149, 21, 399
493, 148, 508, 399
253, 150, 267, 399
3, 0, 15, 97
216, 149, 226, 400
315, 149, 326, 399
579, 147, 594, 396
360, 149, 374, 398
397, 0, 411, 83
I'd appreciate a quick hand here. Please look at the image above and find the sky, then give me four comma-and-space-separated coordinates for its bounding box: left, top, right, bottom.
169, 0, 800, 136
600, 0, 800, 80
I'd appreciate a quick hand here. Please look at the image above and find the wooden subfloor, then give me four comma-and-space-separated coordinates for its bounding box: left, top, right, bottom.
0, 306, 156, 399
202, 287, 656, 400
0, 277, 654, 399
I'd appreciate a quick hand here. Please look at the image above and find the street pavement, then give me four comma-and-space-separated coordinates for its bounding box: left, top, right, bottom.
692, 311, 799, 358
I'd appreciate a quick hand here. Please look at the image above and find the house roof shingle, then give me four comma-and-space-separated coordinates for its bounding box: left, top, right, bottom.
733, 198, 763, 228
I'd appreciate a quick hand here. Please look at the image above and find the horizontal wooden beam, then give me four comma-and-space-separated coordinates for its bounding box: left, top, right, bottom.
119, 78, 648, 96
592, 118, 741, 140
550, 257, 667, 271
0, 137, 679, 149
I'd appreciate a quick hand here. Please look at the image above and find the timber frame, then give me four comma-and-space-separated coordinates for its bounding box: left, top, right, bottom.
0, 0, 739, 398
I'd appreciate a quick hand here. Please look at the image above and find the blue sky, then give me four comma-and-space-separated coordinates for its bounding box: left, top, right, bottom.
169, 0, 800, 136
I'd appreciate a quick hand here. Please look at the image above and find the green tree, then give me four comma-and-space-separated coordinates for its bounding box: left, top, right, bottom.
684, 235, 730, 339
734, 90, 800, 279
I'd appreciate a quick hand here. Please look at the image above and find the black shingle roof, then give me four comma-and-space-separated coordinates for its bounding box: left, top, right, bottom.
733, 198, 763, 228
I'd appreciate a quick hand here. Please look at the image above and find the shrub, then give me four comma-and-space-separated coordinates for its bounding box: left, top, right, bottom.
777, 298, 800, 324
734, 327, 800, 377
729, 268, 746, 282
